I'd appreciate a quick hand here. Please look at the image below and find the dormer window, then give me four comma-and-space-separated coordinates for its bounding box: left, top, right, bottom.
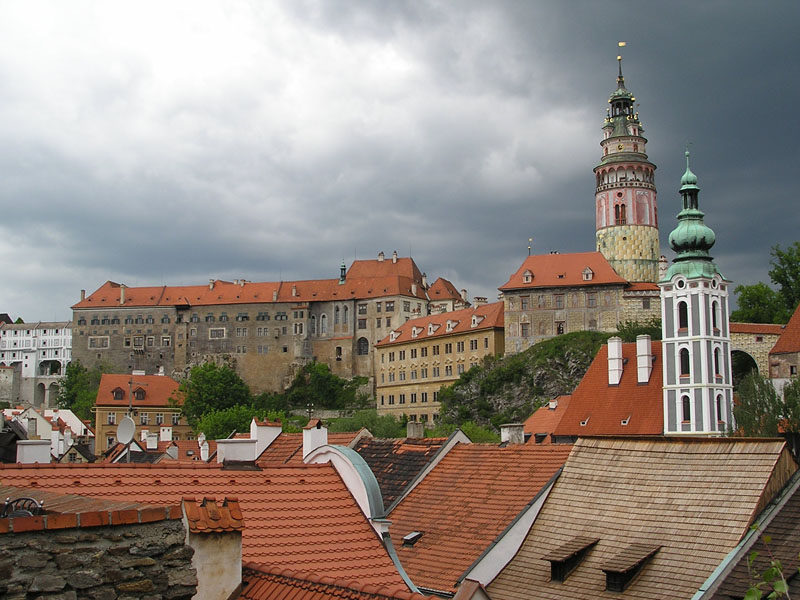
389, 330, 400, 342
522, 270, 533, 284
471, 315, 485, 328
428, 323, 440, 335
602, 544, 661, 592
112, 388, 124, 401
133, 388, 146, 401
411, 326, 423, 338
446, 320, 458, 333
545, 537, 599, 582
582, 267, 594, 281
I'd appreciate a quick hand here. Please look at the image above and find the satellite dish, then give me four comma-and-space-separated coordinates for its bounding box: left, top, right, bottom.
117, 416, 136, 445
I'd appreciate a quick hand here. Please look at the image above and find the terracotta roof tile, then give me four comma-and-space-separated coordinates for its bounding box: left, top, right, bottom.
428, 278, 464, 301
522, 395, 571, 443
241, 563, 435, 600
730, 322, 785, 335
256, 431, 365, 466
624, 282, 660, 292
552, 342, 663, 437
0, 462, 408, 588
353, 438, 449, 508
95, 374, 182, 407
499, 252, 628, 291
770, 305, 800, 354
376, 302, 503, 347
182, 496, 244, 533
388, 443, 572, 593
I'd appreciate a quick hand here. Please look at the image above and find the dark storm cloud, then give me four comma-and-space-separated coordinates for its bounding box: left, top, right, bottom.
0, 1, 798, 321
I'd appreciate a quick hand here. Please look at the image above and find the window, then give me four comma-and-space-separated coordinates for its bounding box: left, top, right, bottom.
293, 323, 304, 335
236, 312, 249, 321
161, 316, 170, 324
190, 313, 199, 323
388, 395, 395, 405
385, 317, 391, 327
134, 388, 145, 401
642, 298, 651, 310
388, 372, 395, 382
457, 364, 464, 374
445, 343, 453, 353
554, 295, 564, 309
614, 203, 627, 225
156, 413, 164, 425
321, 314, 327, 333
433, 391, 439, 402
190, 328, 197, 337
205, 314, 215, 323
101, 317, 110, 325
432, 345, 440, 356
714, 348, 722, 377
172, 413, 180, 425
411, 393, 417, 403
397, 350, 404, 360
106, 436, 116, 449
410, 370, 417, 380
678, 301, 689, 330
376, 302, 382, 313
162, 336, 171, 347
399, 371, 406, 381
385, 301, 394, 312
256, 311, 269, 321
146, 316, 154, 324
791, 366, 798, 376
376, 319, 382, 328
209, 328, 226, 339
421, 392, 428, 403
538, 295, 546, 308
680, 348, 690, 377
133, 336, 144, 347
77, 318, 87, 326
421, 368, 428, 378
433, 367, 440, 377
587, 293, 597, 308
445, 365, 453, 376
556, 322, 565, 335
456, 341, 465, 352
343, 306, 348, 324
89, 336, 109, 348
521, 296, 530, 310
403, 301, 411, 312
275, 312, 288, 321
357, 337, 369, 355
399, 394, 406, 404
310, 315, 317, 334
411, 348, 417, 359
389, 352, 395, 362
91, 317, 100, 325
521, 323, 530, 337
146, 336, 154, 347
140, 413, 149, 425
336, 346, 342, 361
711, 301, 719, 331
358, 303, 367, 315
111, 317, 120, 324
113, 389, 124, 400
107, 412, 116, 425
421, 347, 428, 357
682, 395, 691, 422
470, 339, 478, 350
237, 345, 247, 353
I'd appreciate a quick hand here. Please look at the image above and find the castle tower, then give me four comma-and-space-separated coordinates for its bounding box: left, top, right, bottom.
594, 56, 659, 283
659, 152, 733, 435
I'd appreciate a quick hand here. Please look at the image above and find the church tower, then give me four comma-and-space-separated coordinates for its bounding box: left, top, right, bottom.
594, 56, 660, 283
659, 152, 733, 435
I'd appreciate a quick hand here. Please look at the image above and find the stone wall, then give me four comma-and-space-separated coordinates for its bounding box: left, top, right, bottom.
0, 516, 197, 599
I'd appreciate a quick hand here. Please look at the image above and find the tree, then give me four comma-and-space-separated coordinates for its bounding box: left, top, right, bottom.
57, 360, 112, 420
178, 363, 252, 427
615, 318, 662, 342
769, 242, 800, 312
426, 421, 500, 443
328, 409, 407, 438
730, 283, 791, 324
284, 362, 370, 411
733, 373, 783, 437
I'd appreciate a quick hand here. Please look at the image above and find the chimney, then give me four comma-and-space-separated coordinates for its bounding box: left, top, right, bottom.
407, 421, 425, 439
209, 279, 215, 290
215, 439, 257, 464
303, 419, 328, 458
636, 334, 653, 383
272, 290, 278, 301
292, 285, 297, 297
500, 423, 524, 445
658, 255, 669, 281
421, 272, 428, 288
473, 296, 488, 306
16, 439, 51, 464
461, 289, 468, 302
392, 250, 398, 263
549, 398, 559, 410
339, 261, 347, 285
608, 336, 623, 386
411, 283, 418, 296
160, 426, 172, 442
27, 417, 38, 439
378, 251, 385, 262
200, 441, 209, 462
80, 289, 86, 301
146, 432, 159, 450
140, 429, 149, 441
120, 284, 126, 305
250, 418, 282, 456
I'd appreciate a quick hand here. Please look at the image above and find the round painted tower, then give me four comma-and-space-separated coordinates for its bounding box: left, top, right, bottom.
594, 57, 660, 283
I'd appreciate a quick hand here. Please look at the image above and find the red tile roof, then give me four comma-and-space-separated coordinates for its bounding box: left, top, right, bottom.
353, 437, 450, 508
771, 306, 800, 355
522, 395, 571, 443
0, 462, 409, 589
428, 278, 464, 302
240, 563, 434, 600
256, 430, 367, 466
498, 252, 628, 291
376, 302, 503, 347
552, 341, 663, 438
73, 257, 427, 310
387, 443, 572, 594
106, 439, 219, 464
730, 322, 785, 335
624, 282, 660, 292
182, 496, 244, 533
95, 374, 182, 407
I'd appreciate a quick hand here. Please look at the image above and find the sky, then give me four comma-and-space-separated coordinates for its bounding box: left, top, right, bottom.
1, 0, 798, 322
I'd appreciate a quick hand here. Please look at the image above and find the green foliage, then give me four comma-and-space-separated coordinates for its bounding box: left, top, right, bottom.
438, 331, 609, 430
179, 363, 252, 427
284, 362, 370, 411
327, 409, 406, 438
14, 317, 23, 324
732, 351, 759, 390
731, 283, 791, 324
734, 373, 783, 437
196, 407, 297, 440
425, 421, 499, 443
615, 318, 662, 342
57, 360, 113, 420
769, 242, 800, 313
745, 534, 795, 599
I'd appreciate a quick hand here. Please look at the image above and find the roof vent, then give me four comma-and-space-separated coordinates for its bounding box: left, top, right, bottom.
580, 417, 590, 427
620, 416, 630, 426
403, 531, 423, 546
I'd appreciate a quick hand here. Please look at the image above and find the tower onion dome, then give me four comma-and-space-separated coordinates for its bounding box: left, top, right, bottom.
664, 152, 721, 280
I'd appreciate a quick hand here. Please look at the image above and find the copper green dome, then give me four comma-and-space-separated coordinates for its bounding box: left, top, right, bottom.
662, 152, 725, 281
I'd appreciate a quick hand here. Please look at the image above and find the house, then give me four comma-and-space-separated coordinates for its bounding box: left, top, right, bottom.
94, 372, 190, 454
375, 302, 504, 423
428, 277, 469, 314
485, 437, 797, 599
2, 406, 94, 461
729, 322, 784, 378
769, 304, 800, 389
386, 437, 573, 595
522, 395, 571, 444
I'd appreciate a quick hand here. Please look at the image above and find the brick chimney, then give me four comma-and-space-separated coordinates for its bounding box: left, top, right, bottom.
80, 289, 85, 301
500, 423, 524, 445
636, 334, 653, 383
608, 336, 623, 386
407, 421, 425, 439
303, 419, 328, 458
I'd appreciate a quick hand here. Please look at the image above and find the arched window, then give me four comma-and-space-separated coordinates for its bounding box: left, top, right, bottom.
682, 395, 691, 422
343, 306, 349, 325
310, 315, 317, 335
680, 348, 690, 377
320, 314, 327, 334
711, 301, 719, 332
678, 301, 689, 330
714, 348, 721, 377
357, 337, 369, 355
716, 395, 724, 427
334, 306, 340, 325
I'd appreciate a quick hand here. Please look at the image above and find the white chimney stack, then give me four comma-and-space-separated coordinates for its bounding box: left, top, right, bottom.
407, 421, 425, 439
120, 284, 126, 305
303, 419, 328, 458
608, 336, 623, 386
636, 334, 653, 384
500, 423, 525, 445
146, 432, 159, 450
250, 418, 282, 457
160, 426, 172, 442
200, 441, 209, 462
378, 251, 385, 262
216, 439, 257, 464
17, 440, 52, 464
392, 250, 398, 263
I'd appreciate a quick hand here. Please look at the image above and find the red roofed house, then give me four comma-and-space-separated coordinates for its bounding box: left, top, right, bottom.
499, 252, 660, 354
522, 395, 571, 444
95, 373, 190, 454
71, 253, 469, 395
374, 302, 504, 423
729, 321, 784, 379
770, 304, 800, 386
427, 277, 469, 314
